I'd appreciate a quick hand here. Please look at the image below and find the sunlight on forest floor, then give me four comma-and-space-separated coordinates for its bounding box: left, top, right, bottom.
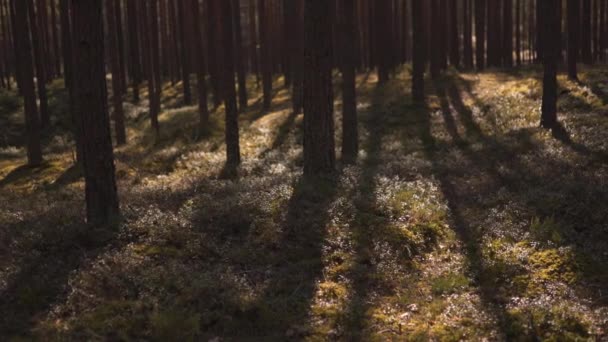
1, 66, 607, 340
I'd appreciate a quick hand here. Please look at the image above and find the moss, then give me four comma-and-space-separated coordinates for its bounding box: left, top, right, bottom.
529, 248, 577, 286
506, 306, 590, 341
430, 273, 470, 295
150, 309, 201, 342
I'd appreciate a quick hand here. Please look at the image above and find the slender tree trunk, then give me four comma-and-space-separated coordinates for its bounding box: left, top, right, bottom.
192, 0, 209, 129
475, 0, 486, 69
126, 0, 141, 102
582, 0, 592, 64
259, 0, 272, 110
177, 0, 192, 104
233, 0, 248, 110
463, 0, 473, 69
376, 0, 391, 84
448, 0, 459, 67
114, 0, 127, 93
218, 0, 241, 168
567, 0, 579, 80
70, 0, 120, 226
50, 0, 61, 76
341, 0, 357, 164
106, 0, 126, 145
13, 0, 43, 166
504, 0, 513, 66
27, 0, 50, 127
149, 0, 162, 137
541, 0, 559, 129
412, 0, 425, 102
303, 0, 335, 176
515, 0, 521, 65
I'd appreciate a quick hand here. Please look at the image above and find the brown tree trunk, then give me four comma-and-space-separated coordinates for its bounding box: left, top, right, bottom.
341, 0, 357, 164
13, 0, 43, 166
126, 0, 141, 102
475, 0, 486, 69
412, 0, 425, 102
177, 0, 192, 104
233, 0, 248, 110
70, 0, 120, 225
259, 0, 272, 110
218, 0, 241, 168
582, 0, 592, 64
503, 0, 513, 67
448, 0, 459, 67
567, 0, 579, 80
515, 0, 521, 65
27, 0, 50, 127
106, 0, 126, 145
303, 0, 335, 176
541, 0, 559, 129
191, 0, 209, 129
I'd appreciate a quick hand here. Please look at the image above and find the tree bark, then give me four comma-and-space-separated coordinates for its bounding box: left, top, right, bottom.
177, 0, 192, 104
13, 0, 43, 166
259, 0, 272, 110
412, 0, 425, 102
191, 0, 209, 129
541, 0, 559, 129
218, 0, 241, 168
475, 0, 486, 69
27, 0, 50, 127
303, 0, 335, 176
106, 0, 126, 145
341, 0, 357, 164
567, 0, 579, 80
70, 0, 120, 225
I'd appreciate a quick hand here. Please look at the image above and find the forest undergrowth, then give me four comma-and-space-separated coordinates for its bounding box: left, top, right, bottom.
1, 66, 607, 340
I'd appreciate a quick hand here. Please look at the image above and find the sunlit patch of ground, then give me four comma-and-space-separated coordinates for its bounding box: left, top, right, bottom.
1, 66, 607, 340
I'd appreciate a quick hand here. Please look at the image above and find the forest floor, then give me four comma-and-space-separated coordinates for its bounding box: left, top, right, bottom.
1, 66, 608, 341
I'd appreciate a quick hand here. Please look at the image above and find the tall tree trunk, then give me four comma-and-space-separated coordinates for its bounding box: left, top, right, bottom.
582, 0, 592, 64
412, 0, 425, 102
541, 0, 559, 129
177, 0, 192, 104
50, 0, 61, 76
475, 0, 486, 69
27, 0, 50, 127
13, 0, 43, 166
567, 0, 579, 80
126, 0, 141, 102
448, 0, 459, 67
218, 0, 241, 168
70, 0, 120, 225
106, 0, 126, 145
233, 0, 248, 110
430, 0, 441, 78
303, 0, 335, 176
376, 0, 391, 84
114, 0, 127, 93
515, 0, 521, 65
463, 0, 473, 69
192, 0, 209, 129
259, 0, 272, 110
149, 0, 162, 138
341, 0, 357, 164
503, 0, 513, 66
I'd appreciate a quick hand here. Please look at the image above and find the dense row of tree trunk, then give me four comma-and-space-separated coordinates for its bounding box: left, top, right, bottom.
2, 0, 608, 224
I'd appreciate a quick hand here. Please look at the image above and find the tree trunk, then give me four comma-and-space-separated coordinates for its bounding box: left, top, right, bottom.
218, 0, 241, 168
567, 0, 579, 80
70, 0, 120, 225
541, 0, 559, 129
475, 0, 486, 69
582, 0, 592, 64
448, 0, 459, 67
27, 0, 50, 127
126, 0, 141, 102
191, 0, 209, 129
13, 0, 43, 166
106, 0, 126, 145
412, 0, 425, 102
259, 0, 272, 110
341, 0, 357, 164
303, 0, 335, 176
503, 0, 513, 67
233, 0, 248, 110
177, 0, 192, 104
